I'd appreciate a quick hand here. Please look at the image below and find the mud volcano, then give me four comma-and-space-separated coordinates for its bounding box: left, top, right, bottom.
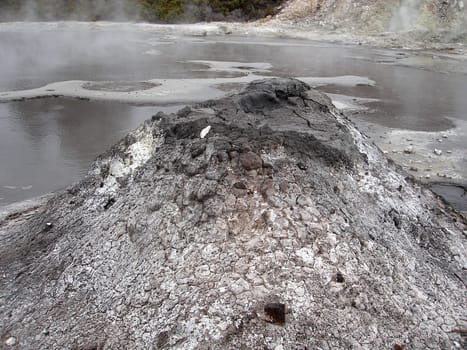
0, 79, 465, 349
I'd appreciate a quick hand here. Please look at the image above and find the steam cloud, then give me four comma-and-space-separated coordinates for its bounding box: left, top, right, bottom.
0, 0, 142, 22
389, 0, 423, 31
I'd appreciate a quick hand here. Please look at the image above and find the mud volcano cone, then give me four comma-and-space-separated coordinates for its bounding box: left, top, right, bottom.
0, 79, 465, 349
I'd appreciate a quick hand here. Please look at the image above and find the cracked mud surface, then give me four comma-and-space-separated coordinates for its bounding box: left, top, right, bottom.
0, 79, 466, 349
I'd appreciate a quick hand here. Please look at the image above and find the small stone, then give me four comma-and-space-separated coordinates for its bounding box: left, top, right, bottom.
176, 106, 191, 118
335, 272, 345, 283
233, 181, 248, 190
425, 175, 431, 179
403, 146, 414, 154
191, 144, 206, 158
239, 152, 262, 171
447, 150, 452, 154
442, 134, 448, 138
409, 167, 418, 172
217, 151, 229, 162
433, 149, 442, 156
264, 303, 286, 324
5, 337, 17, 346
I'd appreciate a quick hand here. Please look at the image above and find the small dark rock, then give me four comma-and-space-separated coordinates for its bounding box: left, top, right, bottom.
239, 152, 262, 171
393, 344, 405, 350
228, 150, 239, 161
389, 208, 402, 230
217, 151, 229, 162
191, 144, 206, 158
103, 198, 115, 210
185, 165, 203, 177
233, 181, 248, 190
297, 162, 307, 170
241, 144, 252, 152
264, 303, 286, 324
157, 331, 169, 347
205, 170, 225, 181
393, 215, 401, 229
335, 272, 345, 283
67, 186, 80, 196
151, 111, 164, 121
177, 106, 192, 118
279, 181, 288, 192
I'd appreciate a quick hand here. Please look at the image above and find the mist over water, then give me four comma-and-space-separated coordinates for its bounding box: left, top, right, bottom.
390, 0, 423, 31
0, 0, 141, 22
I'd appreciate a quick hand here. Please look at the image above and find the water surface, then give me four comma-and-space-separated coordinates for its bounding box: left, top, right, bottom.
0, 98, 179, 204
1, 23, 467, 206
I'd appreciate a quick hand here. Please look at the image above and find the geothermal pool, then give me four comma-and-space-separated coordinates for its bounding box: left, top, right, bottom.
0, 22, 466, 211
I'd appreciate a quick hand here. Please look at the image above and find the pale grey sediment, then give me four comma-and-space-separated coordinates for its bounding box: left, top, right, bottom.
0, 74, 376, 104
0, 78, 465, 349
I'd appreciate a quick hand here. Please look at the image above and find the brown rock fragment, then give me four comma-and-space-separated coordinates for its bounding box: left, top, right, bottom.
239, 152, 263, 171
264, 303, 286, 324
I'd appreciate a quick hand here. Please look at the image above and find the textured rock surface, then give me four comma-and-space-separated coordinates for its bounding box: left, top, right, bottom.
277, 0, 467, 33
0, 78, 466, 349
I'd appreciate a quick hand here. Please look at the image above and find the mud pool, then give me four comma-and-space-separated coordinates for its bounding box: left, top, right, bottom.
0, 22, 466, 211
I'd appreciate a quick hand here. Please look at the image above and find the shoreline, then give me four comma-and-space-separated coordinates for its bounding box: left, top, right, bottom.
0, 20, 466, 52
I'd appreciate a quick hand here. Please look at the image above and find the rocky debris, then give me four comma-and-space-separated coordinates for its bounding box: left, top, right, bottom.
0, 78, 465, 349
277, 0, 467, 32
434, 148, 443, 155
273, 0, 467, 47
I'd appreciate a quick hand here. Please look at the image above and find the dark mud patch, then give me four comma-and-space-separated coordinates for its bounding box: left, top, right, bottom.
212, 82, 246, 92
82, 81, 161, 92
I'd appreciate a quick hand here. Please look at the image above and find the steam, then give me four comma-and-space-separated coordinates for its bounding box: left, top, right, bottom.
0, 0, 142, 22
389, 0, 423, 31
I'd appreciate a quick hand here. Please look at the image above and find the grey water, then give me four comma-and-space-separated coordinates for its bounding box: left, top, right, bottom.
431, 184, 467, 212
0, 99, 180, 204
1, 25, 467, 207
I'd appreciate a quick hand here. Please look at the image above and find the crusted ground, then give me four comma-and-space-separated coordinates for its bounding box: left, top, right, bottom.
0, 79, 466, 349
272, 0, 467, 48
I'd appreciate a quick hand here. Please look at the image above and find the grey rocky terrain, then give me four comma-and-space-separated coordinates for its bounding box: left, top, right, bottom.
0, 78, 466, 349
